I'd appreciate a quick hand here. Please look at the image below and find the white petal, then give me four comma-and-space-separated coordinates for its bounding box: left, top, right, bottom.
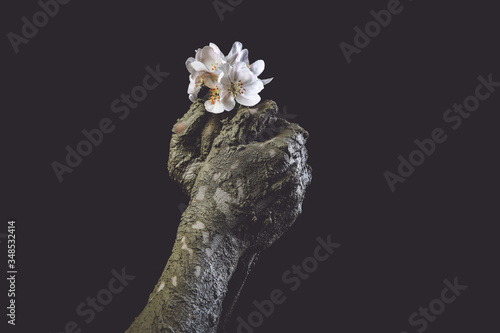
206, 101, 224, 114
236, 49, 249, 65
221, 92, 236, 111
226, 41, 242, 65
205, 100, 216, 113
203, 73, 218, 89
231, 62, 258, 84
218, 67, 231, 88
187, 74, 203, 96
213, 103, 225, 113
187, 79, 197, 95
217, 63, 231, 85
236, 92, 261, 106
185, 57, 196, 73
209, 42, 225, 59
194, 48, 202, 60
217, 71, 225, 83
219, 62, 232, 75
243, 79, 264, 94
260, 77, 273, 85
188, 60, 208, 73
250, 60, 265, 77
199, 46, 224, 73
232, 41, 243, 51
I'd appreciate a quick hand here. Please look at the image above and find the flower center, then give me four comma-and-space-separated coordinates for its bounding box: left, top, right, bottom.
229, 80, 245, 98
210, 63, 219, 71
208, 87, 220, 105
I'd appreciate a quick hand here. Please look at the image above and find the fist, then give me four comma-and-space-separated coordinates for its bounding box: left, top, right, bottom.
168, 100, 311, 251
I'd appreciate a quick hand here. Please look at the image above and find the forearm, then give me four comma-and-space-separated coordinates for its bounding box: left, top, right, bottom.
125, 205, 246, 333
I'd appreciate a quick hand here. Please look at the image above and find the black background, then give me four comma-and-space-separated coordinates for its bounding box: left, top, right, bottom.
2, 0, 499, 332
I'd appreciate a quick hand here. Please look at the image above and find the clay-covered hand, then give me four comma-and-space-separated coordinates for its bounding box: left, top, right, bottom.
168, 100, 312, 251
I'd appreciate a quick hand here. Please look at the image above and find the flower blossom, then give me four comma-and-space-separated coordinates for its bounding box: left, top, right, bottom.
185, 43, 225, 102
219, 62, 264, 111
185, 41, 273, 113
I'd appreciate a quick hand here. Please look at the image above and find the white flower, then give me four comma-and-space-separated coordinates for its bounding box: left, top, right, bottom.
219, 62, 264, 110
185, 43, 225, 101
225, 41, 273, 86
185, 42, 273, 113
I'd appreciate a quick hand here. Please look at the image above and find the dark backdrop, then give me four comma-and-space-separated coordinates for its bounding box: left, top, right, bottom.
3, 0, 499, 332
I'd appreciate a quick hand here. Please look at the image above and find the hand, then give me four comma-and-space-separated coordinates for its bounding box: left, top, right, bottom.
168, 100, 312, 251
